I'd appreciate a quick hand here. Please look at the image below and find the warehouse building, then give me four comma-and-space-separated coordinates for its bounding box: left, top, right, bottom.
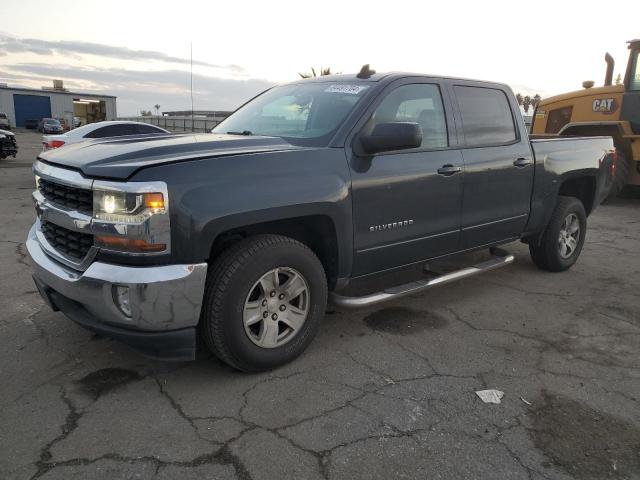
0, 80, 116, 128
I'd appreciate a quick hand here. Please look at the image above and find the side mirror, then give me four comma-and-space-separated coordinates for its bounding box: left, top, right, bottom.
360, 122, 422, 154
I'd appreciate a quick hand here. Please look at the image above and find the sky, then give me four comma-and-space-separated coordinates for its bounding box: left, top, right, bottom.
1, 0, 638, 116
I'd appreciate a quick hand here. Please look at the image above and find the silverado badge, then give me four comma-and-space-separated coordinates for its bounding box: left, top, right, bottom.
370, 220, 414, 232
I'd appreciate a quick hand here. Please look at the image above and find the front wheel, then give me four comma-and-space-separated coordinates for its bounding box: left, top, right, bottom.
200, 234, 327, 372
529, 196, 587, 272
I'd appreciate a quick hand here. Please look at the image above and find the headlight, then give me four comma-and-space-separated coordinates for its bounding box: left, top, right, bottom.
92, 181, 170, 254
94, 190, 165, 223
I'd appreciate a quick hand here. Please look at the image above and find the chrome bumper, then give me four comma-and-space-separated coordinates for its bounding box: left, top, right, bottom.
27, 224, 207, 332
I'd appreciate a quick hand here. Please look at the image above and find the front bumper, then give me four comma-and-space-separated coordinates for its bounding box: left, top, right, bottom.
27, 224, 207, 360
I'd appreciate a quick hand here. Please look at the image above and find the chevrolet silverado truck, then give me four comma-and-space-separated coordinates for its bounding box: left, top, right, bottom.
27, 68, 614, 371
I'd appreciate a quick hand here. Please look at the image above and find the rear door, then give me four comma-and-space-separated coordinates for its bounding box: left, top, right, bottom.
349, 79, 464, 276
451, 83, 534, 249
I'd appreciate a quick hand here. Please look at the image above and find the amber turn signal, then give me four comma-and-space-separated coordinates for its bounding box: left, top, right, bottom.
144, 193, 165, 211
96, 235, 166, 253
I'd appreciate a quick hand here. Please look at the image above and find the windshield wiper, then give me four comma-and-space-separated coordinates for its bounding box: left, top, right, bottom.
226, 130, 253, 136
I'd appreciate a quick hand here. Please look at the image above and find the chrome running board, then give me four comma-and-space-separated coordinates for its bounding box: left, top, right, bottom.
330, 248, 514, 309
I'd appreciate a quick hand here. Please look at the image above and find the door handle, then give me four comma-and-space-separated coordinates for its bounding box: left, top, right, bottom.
437, 165, 462, 176
513, 158, 532, 168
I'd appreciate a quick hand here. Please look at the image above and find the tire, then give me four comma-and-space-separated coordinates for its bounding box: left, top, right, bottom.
529, 196, 587, 272
606, 149, 630, 200
200, 234, 327, 372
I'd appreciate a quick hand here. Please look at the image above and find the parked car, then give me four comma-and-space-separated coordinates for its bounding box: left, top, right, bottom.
38, 118, 64, 134
27, 69, 614, 371
42, 121, 170, 150
0, 129, 18, 159
56, 118, 70, 132
24, 119, 39, 130
0, 112, 11, 130
73, 116, 83, 128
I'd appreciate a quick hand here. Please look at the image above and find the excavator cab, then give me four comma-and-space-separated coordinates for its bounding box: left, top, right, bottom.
621, 39, 640, 131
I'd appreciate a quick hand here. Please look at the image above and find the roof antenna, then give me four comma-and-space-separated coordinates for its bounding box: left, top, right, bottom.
356, 64, 376, 79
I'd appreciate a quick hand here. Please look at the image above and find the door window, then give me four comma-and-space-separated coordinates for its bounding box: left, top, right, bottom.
371, 84, 448, 149
454, 86, 517, 146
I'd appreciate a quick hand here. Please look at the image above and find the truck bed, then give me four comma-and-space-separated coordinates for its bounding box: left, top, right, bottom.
525, 135, 615, 236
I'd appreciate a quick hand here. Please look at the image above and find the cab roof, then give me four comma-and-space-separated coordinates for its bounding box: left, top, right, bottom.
289, 71, 511, 90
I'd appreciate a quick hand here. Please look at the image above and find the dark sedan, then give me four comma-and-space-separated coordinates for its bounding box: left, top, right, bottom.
38, 118, 64, 134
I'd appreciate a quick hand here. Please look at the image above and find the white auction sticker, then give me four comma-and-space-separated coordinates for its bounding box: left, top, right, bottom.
325, 84, 369, 95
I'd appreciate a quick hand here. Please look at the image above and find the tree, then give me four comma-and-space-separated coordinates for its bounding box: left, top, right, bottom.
299, 67, 334, 79
531, 94, 542, 109
154, 104, 161, 116
615, 73, 622, 85
515, 92, 542, 113
516, 93, 523, 107
140, 110, 152, 116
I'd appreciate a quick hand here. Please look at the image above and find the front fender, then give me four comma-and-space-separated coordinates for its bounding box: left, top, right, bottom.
133, 148, 353, 276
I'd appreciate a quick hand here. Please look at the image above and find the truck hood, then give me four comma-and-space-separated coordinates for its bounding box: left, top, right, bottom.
38, 133, 304, 180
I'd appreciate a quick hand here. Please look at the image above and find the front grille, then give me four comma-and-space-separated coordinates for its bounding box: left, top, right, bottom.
41, 220, 93, 261
38, 178, 93, 214
0, 135, 17, 151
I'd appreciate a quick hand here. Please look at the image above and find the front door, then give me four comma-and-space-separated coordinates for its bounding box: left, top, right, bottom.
350, 82, 464, 276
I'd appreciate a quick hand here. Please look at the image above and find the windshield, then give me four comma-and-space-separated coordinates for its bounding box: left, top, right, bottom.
45, 119, 61, 125
213, 82, 372, 146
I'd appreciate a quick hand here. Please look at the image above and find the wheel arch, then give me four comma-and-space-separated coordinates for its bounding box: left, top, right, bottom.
205, 212, 344, 290
557, 175, 597, 216
523, 173, 597, 247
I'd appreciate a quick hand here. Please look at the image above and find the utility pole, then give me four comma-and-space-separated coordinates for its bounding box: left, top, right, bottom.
190, 42, 194, 132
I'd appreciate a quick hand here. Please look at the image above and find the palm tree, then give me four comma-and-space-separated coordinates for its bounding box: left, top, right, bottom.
516, 93, 523, 107
531, 94, 541, 109
154, 104, 161, 116
299, 67, 334, 79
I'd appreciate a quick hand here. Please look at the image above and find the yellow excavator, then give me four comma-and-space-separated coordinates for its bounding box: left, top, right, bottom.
531, 39, 640, 196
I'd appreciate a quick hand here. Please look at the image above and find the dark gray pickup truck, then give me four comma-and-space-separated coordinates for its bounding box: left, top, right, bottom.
27, 69, 615, 371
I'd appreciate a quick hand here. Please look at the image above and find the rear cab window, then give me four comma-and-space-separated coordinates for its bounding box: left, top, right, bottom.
453, 85, 518, 146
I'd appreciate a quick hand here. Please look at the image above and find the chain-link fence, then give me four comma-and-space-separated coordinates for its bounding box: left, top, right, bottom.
117, 116, 224, 133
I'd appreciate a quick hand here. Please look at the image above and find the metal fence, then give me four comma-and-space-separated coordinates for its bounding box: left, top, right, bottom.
117, 116, 224, 133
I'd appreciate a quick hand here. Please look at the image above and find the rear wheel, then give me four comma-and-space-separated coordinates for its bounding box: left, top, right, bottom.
200, 234, 327, 372
529, 196, 587, 272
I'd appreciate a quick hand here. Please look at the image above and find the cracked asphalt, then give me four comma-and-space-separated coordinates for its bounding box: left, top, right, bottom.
1, 130, 640, 480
